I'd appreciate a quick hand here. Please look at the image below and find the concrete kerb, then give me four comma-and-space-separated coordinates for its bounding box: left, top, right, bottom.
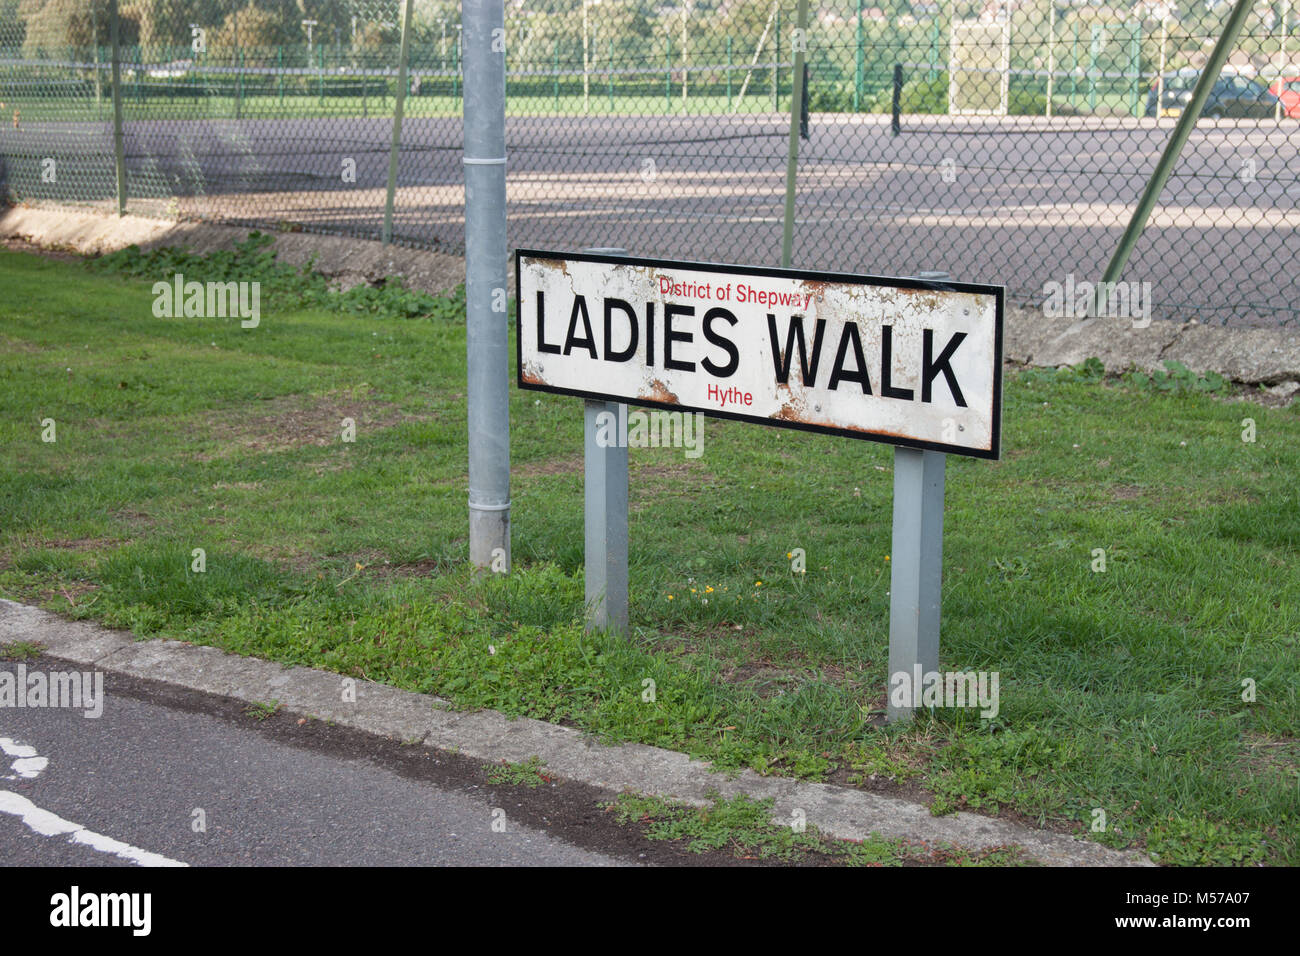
0, 599, 1152, 867
1003, 303, 1300, 387
0, 204, 470, 299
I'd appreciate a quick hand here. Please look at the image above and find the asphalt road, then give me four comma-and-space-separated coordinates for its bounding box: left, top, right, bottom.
3, 110, 1296, 323
0, 659, 629, 867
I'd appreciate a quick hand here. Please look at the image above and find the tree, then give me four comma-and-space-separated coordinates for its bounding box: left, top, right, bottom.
18, 0, 139, 55
211, 3, 285, 54
1, 0, 28, 50
123, 0, 205, 49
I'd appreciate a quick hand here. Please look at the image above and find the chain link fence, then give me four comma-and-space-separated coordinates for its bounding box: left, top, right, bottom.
1, 1, 1296, 324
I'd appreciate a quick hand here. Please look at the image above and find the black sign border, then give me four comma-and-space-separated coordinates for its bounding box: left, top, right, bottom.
514, 249, 1004, 460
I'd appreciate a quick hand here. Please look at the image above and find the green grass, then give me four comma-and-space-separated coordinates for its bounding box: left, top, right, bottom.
3, 88, 1145, 124
486, 756, 552, 788
0, 640, 43, 661
5, 91, 804, 124
607, 791, 1031, 865
0, 242, 1296, 865
243, 699, 282, 721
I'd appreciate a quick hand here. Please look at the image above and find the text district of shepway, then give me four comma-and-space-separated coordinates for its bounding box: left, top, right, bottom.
531, 286, 971, 409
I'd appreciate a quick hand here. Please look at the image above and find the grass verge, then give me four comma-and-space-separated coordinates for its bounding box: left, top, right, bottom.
0, 241, 1296, 865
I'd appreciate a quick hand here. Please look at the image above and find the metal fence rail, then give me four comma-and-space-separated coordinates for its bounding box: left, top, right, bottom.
0, 1, 1295, 325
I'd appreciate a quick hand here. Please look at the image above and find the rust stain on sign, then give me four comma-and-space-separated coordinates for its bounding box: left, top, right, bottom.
521, 361, 547, 386
801, 279, 830, 306
772, 390, 811, 422
779, 406, 914, 439
533, 257, 570, 280
888, 284, 947, 313
642, 378, 680, 405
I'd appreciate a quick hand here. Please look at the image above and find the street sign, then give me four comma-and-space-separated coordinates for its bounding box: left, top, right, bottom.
516, 250, 1004, 722
516, 251, 1003, 459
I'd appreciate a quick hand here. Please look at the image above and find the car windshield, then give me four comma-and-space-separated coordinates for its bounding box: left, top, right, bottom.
1166, 74, 1200, 91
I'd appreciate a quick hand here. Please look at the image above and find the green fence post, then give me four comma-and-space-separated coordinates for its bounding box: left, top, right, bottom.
782, 0, 810, 268
109, 0, 126, 216
1130, 23, 1142, 117
855, 0, 864, 110
665, 36, 676, 113
1089, 25, 1099, 111
727, 35, 733, 110
1102, 0, 1255, 295
608, 38, 614, 110
773, 8, 780, 112
383, 0, 413, 246
929, 15, 940, 82
1071, 23, 1078, 109
453, 34, 460, 108
92, 39, 103, 115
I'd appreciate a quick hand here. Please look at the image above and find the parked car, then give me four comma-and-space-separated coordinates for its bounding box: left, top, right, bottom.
1145, 69, 1282, 118
1267, 76, 1300, 118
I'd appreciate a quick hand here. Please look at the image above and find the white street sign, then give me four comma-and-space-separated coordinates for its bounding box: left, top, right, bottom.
517, 251, 1003, 458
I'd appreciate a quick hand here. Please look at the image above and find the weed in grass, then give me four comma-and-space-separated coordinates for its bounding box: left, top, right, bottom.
0, 641, 43, 662
1021, 356, 1228, 395
1020, 356, 1106, 386
1126, 361, 1229, 395
926, 728, 1062, 816
607, 791, 1033, 866
486, 756, 552, 788
88, 232, 458, 321
1146, 814, 1269, 866
749, 749, 837, 781
608, 791, 830, 861
243, 700, 281, 721
916, 843, 1032, 867
842, 741, 925, 785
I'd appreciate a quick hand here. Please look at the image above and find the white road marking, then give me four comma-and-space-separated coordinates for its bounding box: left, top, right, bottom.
0, 732, 187, 867
0, 735, 48, 780
0, 791, 188, 867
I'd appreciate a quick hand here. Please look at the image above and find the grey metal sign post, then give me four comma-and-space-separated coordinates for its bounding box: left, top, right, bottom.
886, 447, 946, 722
584, 399, 629, 635
886, 269, 952, 722
581, 248, 630, 635
463, 0, 510, 572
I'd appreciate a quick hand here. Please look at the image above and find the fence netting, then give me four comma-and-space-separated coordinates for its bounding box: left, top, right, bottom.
1, 1, 1296, 325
